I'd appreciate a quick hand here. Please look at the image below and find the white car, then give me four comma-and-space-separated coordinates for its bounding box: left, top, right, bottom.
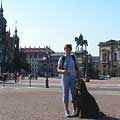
98, 74, 111, 80
104, 75, 111, 80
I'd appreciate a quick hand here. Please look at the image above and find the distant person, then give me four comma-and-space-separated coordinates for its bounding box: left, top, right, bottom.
4, 74, 7, 81
35, 74, 38, 80
57, 44, 80, 117
28, 74, 32, 80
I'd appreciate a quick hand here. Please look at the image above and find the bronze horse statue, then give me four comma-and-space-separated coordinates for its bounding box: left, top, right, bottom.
75, 34, 88, 51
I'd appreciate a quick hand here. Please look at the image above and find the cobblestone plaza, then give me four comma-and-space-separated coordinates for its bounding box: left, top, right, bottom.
0, 78, 120, 120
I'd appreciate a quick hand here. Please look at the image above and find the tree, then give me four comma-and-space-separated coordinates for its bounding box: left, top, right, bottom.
11, 51, 30, 74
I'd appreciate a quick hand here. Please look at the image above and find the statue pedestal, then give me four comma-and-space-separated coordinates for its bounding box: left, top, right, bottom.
74, 51, 85, 78
74, 50, 90, 82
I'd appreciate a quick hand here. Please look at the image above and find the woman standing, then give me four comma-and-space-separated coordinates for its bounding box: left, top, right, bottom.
57, 44, 80, 117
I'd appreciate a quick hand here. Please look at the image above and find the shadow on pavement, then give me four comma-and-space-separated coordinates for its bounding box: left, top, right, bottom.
98, 115, 120, 120
66, 115, 120, 120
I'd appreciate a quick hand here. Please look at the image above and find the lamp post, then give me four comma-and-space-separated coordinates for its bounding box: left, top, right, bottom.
29, 61, 32, 87
43, 52, 50, 88
46, 52, 50, 88
46, 59, 49, 88
15, 71, 17, 83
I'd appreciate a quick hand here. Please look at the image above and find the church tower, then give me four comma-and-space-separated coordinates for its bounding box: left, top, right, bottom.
0, 0, 7, 40
0, 0, 7, 72
13, 24, 20, 51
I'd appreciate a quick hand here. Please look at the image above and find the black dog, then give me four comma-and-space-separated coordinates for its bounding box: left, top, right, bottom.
75, 79, 105, 119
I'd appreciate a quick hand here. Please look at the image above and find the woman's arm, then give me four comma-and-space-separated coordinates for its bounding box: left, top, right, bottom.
57, 64, 64, 74
57, 64, 70, 76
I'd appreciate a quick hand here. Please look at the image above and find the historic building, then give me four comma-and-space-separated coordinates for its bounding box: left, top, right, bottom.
20, 46, 56, 77
20, 45, 100, 78
98, 40, 120, 76
0, 2, 7, 73
20, 47, 67, 77
0, 2, 19, 74
91, 56, 99, 70
50, 52, 64, 77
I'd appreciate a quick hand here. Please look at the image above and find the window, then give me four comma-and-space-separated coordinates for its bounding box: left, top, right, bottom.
34, 54, 37, 58
114, 53, 117, 61
27, 54, 29, 58
102, 53, 107, 61
30, 54, 32, 58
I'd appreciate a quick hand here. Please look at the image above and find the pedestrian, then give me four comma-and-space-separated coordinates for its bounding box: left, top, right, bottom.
57, 44, 81, 117
35, 74, 38, 80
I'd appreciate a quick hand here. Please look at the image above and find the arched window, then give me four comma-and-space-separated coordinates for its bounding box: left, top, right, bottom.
114, 53, 117, 61
103, 53, 107, 61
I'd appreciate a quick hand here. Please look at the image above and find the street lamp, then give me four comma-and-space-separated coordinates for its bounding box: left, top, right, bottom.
43, 52, 50, 88
15, 71, 17, 83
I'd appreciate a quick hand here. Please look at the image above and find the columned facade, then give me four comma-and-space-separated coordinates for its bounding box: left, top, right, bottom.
99, 40, 120, 76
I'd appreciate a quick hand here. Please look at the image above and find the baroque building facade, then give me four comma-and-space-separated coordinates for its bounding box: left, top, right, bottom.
20, 46, 100, 78
20, 47, 56, 77
20, 47, 67, 77
99, 40, 120, 76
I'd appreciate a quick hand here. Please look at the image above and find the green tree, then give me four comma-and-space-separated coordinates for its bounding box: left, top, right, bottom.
12, 51, 30, 74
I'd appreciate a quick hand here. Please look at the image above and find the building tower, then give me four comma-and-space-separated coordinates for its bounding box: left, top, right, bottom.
0, 0, 7, 73
13, 23, 20, 51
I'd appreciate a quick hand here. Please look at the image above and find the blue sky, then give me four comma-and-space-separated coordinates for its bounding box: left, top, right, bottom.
3, 0, 120, 56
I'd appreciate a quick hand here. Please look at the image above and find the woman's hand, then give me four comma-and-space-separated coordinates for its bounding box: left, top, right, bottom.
63, 70, 70, 76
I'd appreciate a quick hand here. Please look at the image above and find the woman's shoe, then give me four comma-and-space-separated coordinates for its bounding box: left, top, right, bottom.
71, 111, 78, 117
64, 110, 70, 117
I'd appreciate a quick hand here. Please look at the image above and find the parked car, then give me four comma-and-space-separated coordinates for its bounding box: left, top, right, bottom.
98, 74, 111, 80
98, 75, 104, 80
104, 74, 111, 80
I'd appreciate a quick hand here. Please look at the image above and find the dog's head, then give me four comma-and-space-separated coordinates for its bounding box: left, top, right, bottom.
75, 79, 88, 95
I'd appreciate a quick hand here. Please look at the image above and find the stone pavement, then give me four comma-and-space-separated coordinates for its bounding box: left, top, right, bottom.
0, 78, 120, 120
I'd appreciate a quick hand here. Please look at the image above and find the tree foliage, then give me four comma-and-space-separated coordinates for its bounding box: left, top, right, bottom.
11, 51, 30, 73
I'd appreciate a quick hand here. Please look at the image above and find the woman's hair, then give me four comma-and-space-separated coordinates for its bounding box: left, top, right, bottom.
64, 44, 72, 50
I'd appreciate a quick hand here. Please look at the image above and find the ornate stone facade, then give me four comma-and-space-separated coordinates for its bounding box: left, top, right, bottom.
99, 40, 120, 76
20, 47, 56, 77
